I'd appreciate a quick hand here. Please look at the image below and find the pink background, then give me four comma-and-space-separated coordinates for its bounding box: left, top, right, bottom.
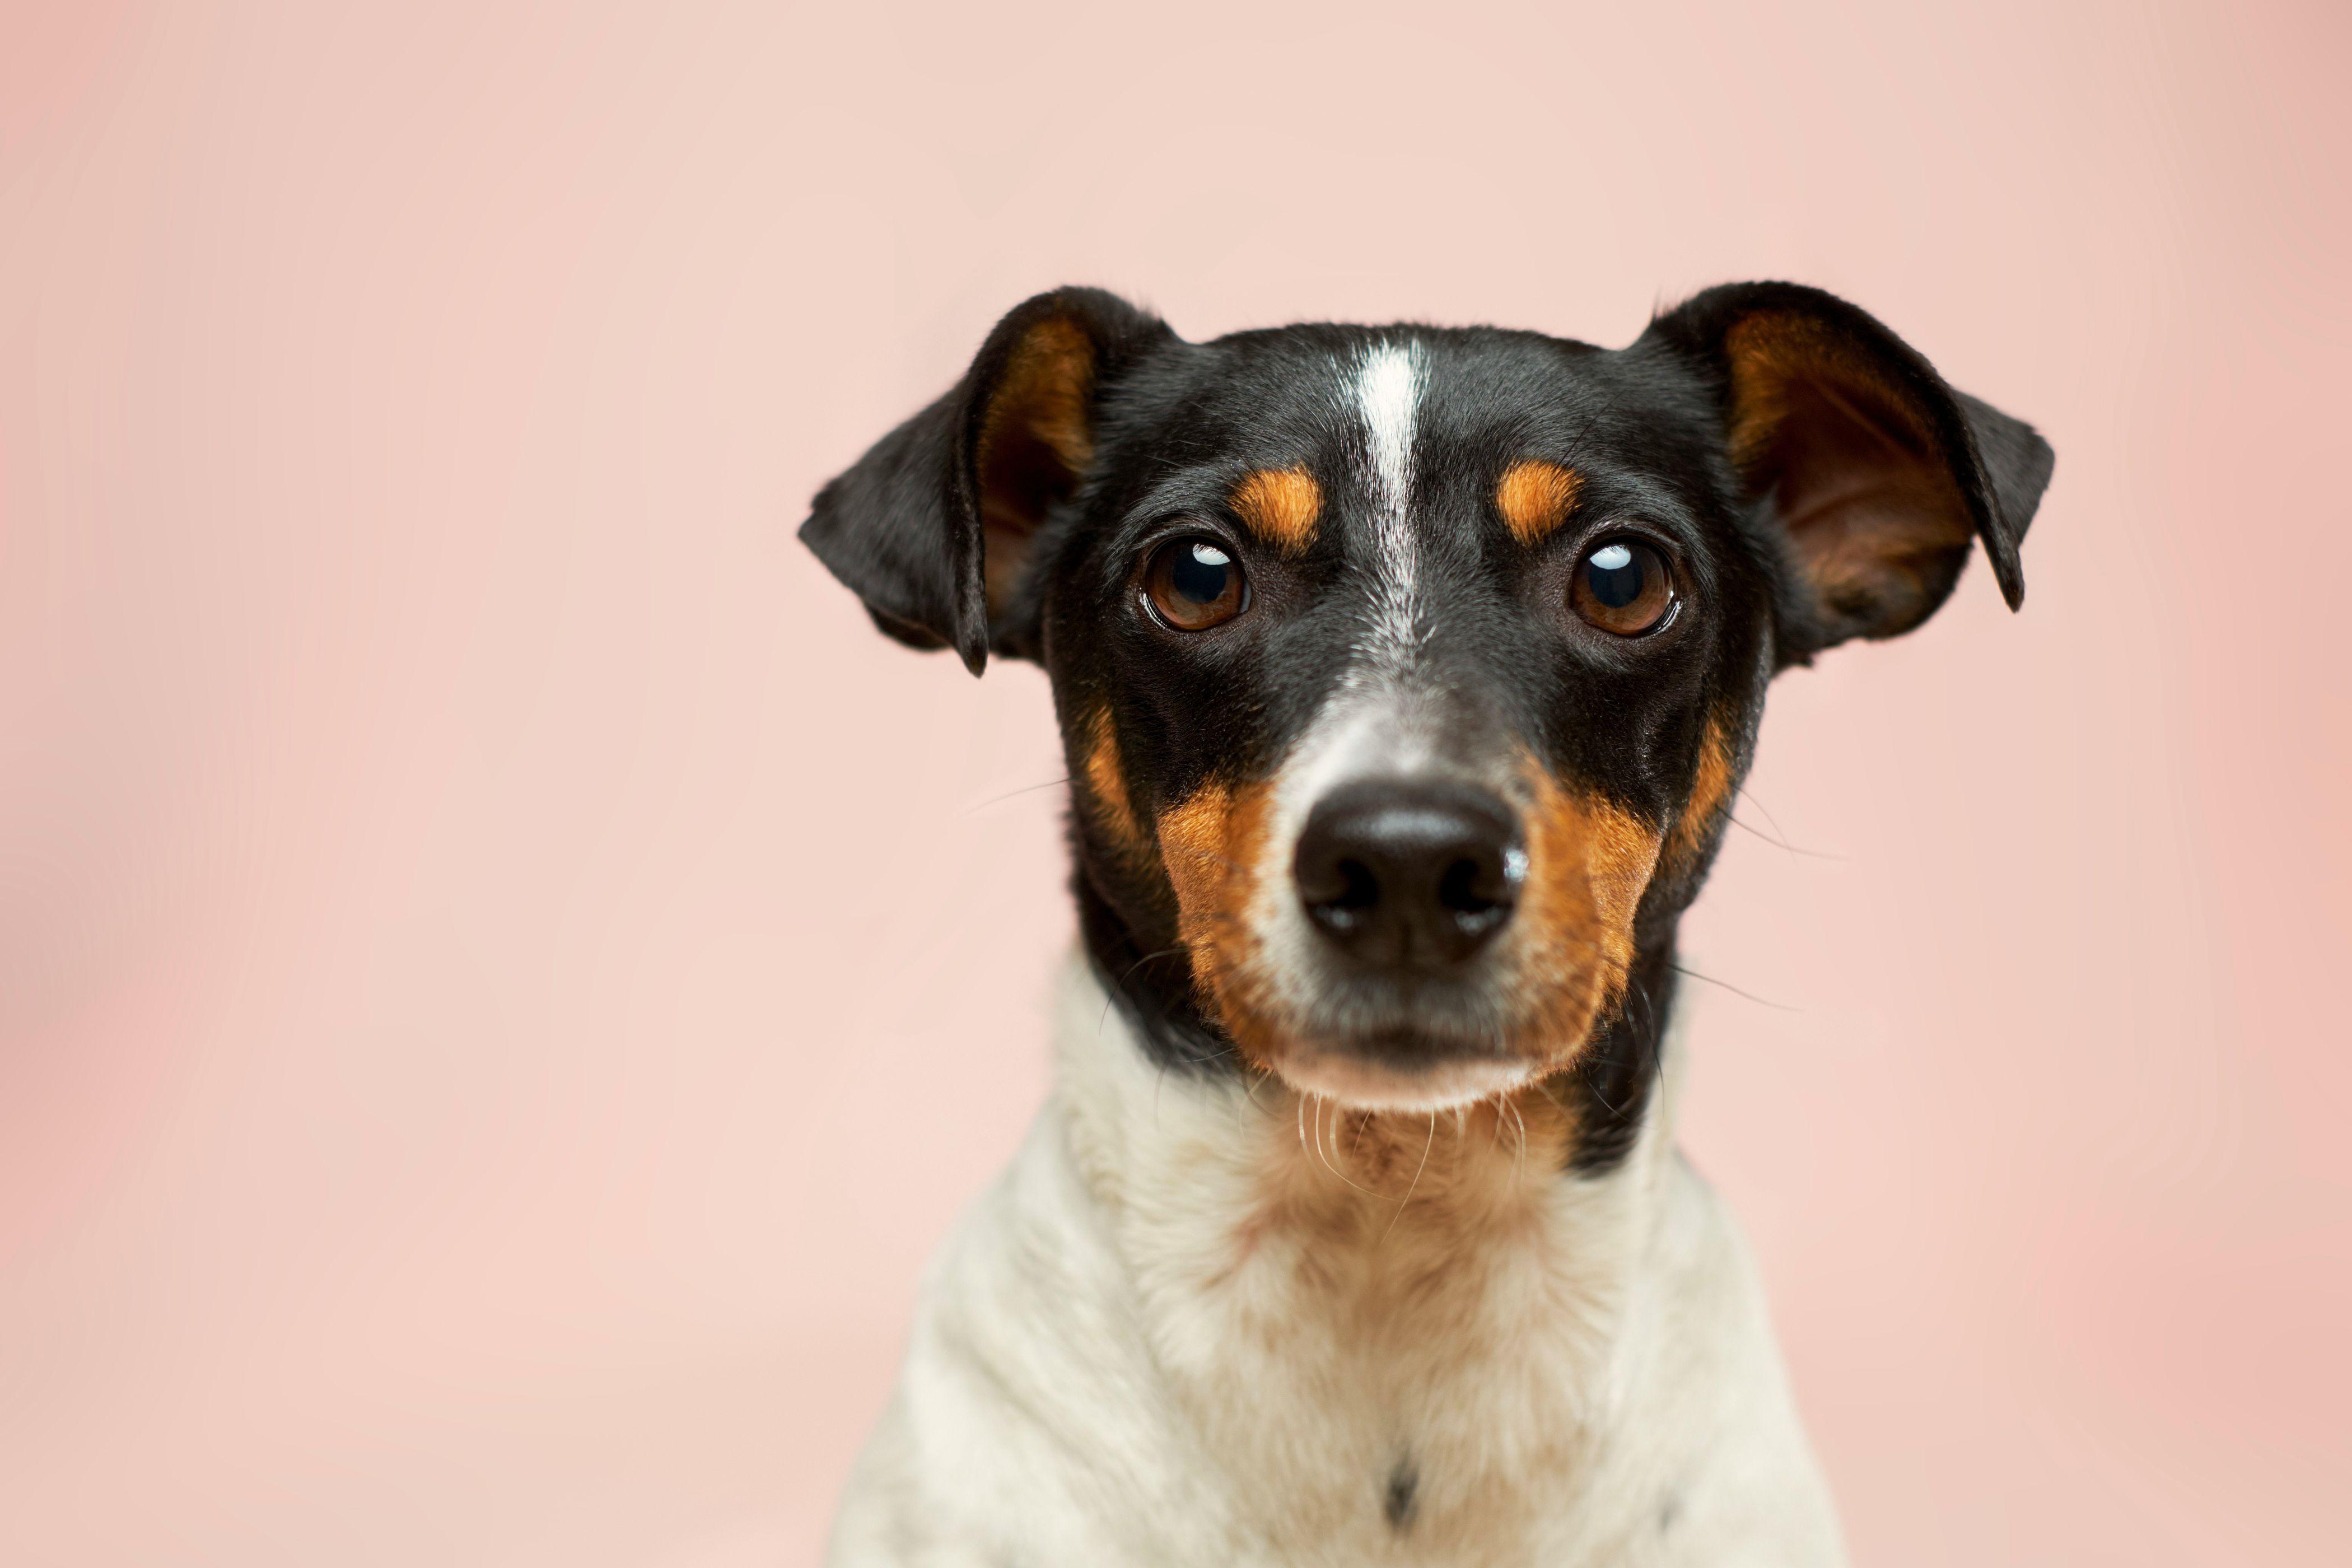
4, 2, 2347, 1562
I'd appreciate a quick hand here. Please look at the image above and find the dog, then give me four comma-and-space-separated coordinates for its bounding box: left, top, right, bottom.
800, 282, 2052, 1565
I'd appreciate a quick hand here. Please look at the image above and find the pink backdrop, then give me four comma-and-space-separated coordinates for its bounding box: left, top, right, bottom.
4, 3, 2347, 1562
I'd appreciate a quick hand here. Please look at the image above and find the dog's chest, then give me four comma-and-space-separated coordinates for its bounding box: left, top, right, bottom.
1111, 1106, 1648, 1559
831, 971, 1843, 1566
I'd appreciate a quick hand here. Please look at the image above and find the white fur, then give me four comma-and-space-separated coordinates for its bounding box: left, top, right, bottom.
1352, 341, 1429, 678
825, 957, 1846, 1565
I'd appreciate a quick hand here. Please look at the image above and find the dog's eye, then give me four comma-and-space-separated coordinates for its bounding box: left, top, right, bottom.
1570, 539, 1674, 636
1144, 537, 1248, 631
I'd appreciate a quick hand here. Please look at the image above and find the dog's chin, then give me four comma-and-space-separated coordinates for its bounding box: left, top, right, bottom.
1270, 1048, 1536, 1113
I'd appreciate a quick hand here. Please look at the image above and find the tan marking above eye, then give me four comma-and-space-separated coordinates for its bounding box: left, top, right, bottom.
1495, 459, 1584, 545
1229, 468, 1322, 556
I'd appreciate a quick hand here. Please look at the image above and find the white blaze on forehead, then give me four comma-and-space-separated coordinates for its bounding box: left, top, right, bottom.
1289, 337, 1442, 791
1356, 340, 1422, 503
1351, 340, 1428, 676
1238, 340, 1444, 996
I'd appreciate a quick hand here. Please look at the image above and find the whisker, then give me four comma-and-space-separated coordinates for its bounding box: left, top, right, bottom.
1671, 962, 1799, 1012
1382, 1113, 1440, 1244
1310, 1095, 1384, 1200
1732, 787, 1844, 860
1626, 970, 1667, 1102
958, 776, 1071, 815
1576, 1054, 1625, 1117
1100, 946, 1186, 1030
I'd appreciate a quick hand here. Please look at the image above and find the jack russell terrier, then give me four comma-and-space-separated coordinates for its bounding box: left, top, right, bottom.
801, 282, 2053, 1565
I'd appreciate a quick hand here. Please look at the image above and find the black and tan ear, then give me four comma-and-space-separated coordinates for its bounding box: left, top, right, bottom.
1642, 282, 2055, 660
799, 287, 1174, 675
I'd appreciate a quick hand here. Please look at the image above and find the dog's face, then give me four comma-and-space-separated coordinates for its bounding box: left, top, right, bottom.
805, 284, 2051, 1136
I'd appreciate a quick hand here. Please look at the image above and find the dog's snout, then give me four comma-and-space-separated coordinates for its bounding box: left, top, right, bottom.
1294, 780, 1524, 969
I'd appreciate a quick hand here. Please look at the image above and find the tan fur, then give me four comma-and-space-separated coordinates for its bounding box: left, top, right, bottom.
1495, 458, 1584, 545
976, 316, 1097, 614
1665, 715, 1736, 872
1078, 706, 1148, 864
1229, 467, 1324, 556
1512, 757, 1663, 1063
1721, 311, 1973, 609
1157, 777, 1282, 1058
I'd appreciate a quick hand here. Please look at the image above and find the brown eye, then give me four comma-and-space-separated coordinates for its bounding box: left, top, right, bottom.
1569, 539, 1674, 636
1144, 536, 1248, 631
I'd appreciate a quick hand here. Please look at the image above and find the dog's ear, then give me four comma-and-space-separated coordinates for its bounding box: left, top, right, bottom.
799, 287, 1175, 675
1642, 282, 2054, 660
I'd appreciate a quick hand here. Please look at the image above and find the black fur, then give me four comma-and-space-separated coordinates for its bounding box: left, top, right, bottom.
801, 287, 1172, 673
802, 284, 2052, 1172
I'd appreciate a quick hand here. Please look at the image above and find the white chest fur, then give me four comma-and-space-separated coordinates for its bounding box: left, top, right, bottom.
827, 959, 1843, 1566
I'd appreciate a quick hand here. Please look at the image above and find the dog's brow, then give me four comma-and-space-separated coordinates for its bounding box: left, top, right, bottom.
1229, 468, 1322, 556
1496, 459, 1584, 545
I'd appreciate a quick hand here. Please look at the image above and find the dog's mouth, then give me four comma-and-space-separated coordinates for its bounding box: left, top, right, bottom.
1275, 1045, 1537, 1113
1225, 968, 1609, 1113
1267, 1008, 1541, 1110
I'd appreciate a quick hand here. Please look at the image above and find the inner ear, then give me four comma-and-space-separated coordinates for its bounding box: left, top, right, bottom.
975, 318, 1096, 618
1727, 313, 1976, 643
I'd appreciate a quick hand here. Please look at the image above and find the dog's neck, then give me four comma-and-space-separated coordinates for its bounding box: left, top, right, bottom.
1035, 954, 1696, 1547
1051, 950, 1688, 1320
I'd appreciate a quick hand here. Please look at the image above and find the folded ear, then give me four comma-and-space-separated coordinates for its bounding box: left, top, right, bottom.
1642, 282, 2054, 659
799, 287, 1174, 675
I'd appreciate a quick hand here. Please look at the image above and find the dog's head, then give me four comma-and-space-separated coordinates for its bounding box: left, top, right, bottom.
804, 284, 2051, 1134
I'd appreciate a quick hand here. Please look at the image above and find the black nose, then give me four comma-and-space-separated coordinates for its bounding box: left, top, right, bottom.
1293, 779, 1524, 970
